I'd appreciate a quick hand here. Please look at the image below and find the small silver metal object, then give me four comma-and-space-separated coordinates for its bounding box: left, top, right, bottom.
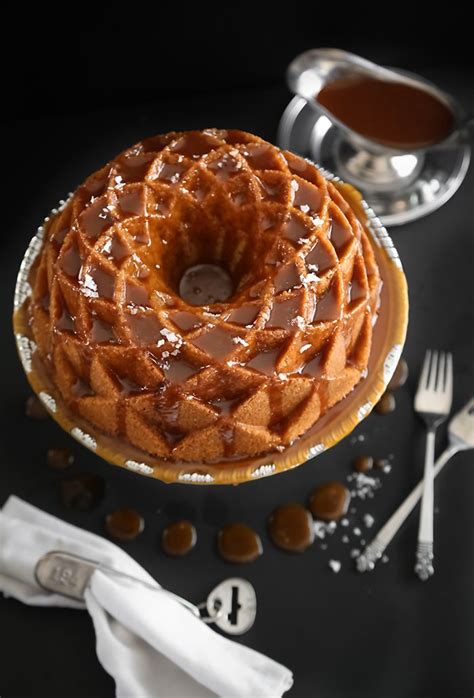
34, 551, 256, 634
205, 578, 257, 635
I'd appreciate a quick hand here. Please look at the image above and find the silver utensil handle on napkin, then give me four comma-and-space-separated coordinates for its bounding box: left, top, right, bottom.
357, 444, 459, 572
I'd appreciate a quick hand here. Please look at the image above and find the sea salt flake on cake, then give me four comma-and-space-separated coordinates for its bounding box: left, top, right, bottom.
293, 315, 305, 331
81, 273, 99, 298
328, 560, 341, 573
302, 272, 320, 285
232, 336, 249, 346
160, 328, 182, 345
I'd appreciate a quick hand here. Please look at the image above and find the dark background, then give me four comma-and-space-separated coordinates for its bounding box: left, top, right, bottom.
2, 4, 474, 697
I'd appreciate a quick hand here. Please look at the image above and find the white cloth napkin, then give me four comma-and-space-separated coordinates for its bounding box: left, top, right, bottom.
0, 496, 293, 698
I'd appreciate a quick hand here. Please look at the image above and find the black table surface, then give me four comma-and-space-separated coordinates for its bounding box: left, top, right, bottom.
2, 71, 474, 698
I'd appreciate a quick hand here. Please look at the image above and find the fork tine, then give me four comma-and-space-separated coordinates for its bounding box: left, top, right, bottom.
446, 352, 453, 400
437, 352, 446, 393
419, 349, 432, 391
428, 350, 438, 392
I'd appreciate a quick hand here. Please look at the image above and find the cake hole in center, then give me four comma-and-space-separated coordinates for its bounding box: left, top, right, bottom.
179, 264, 233, 306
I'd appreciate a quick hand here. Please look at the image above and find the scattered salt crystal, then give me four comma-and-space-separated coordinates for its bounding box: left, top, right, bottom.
327, 521, 337, 534
360, 539, 366, 545
350, 433, 366, 444
300, 343, 312, 353
328, 560, 341, 574
353, 527, 361, 536
381, 555, 389, 564
352, 472, 381, 500
363, 513, 375, 528
156, 339, 165, 347
300, 204, 310, 213
101, 239, 112, 254
81, 274, 98, 298
313, 521, 327, 539
160, 328, 182, 345
297, 237, 308, 246
232, 336, 249, 347
350, 548, 360, 559
311, 216, 324, 226
277, 373, 289, 381
290, 180, 299, 191
162, 351, 169, 359
293, 315, 305, 330
303, 272, 320, 284
307, 264, 319, 272
342, 535, 349, 543
321, 543, 328, 550
382, 463, 392, 474
340, 518, 349, 527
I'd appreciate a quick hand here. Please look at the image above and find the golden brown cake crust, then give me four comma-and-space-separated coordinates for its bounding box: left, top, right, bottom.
29, 129, 381, 463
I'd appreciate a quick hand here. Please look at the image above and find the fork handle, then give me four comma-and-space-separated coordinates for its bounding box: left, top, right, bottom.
415, 428, 436, 580
356, 444, 459, 572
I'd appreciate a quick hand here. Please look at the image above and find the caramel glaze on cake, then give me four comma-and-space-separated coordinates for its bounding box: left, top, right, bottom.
28, 129, 381, 464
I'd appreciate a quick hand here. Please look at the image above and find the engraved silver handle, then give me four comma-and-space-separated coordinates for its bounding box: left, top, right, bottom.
357, 444, 459, 572
415, 428, 436, 580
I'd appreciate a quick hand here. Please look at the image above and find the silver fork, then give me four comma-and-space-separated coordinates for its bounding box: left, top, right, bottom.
414, 350, 453, 580
356, 397, 474, 572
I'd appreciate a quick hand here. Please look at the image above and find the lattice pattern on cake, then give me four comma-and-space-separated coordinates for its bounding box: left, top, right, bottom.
29, 129, 381, 463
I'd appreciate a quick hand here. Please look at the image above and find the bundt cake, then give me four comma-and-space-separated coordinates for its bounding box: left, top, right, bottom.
28, 129, 381, 463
